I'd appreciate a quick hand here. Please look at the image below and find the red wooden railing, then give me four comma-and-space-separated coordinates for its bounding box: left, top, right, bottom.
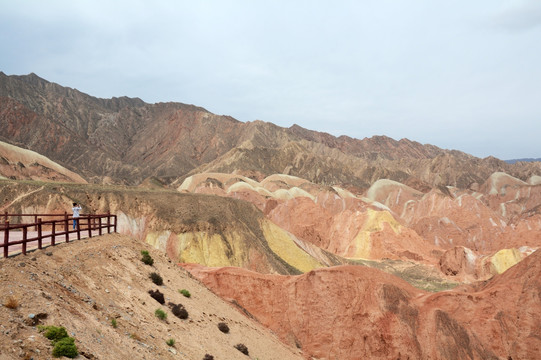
1, 212, 117, 257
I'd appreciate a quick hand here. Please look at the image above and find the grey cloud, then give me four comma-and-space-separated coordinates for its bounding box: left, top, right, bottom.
493, 0, 541, 31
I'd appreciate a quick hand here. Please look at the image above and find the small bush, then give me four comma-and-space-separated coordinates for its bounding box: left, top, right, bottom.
203, 354, 214, 360
148, 289, 165, 304
155, 308, 167, 320
218, 322, 230, 333
52, 337, 78, 358
166, 338, 175, 347
170, 303, 188, 319
130, 333, 142, 341
111, 318, 117, 328
150, 272, 163, 286
3, 296, 19, 309
38, 325, 78, 358
141, 250, 154, 266
179, 289, 191, 298
42, 326, 69, 342
234, 343, 249, 356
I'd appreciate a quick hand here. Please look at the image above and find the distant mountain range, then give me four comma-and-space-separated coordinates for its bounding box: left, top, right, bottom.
505, 158, 541, 164
1, 72, 540, 191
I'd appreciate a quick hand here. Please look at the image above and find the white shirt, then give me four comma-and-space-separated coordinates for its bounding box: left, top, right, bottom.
72, 206, 82, 218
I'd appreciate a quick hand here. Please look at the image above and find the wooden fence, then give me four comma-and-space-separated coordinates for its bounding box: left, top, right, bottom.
1, 212, 117, 257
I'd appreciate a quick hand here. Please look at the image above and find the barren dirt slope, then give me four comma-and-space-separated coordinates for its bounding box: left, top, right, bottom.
0, 233, 303, 360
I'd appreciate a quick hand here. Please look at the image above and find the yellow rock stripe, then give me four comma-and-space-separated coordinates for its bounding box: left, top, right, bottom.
261, 220, 323, 272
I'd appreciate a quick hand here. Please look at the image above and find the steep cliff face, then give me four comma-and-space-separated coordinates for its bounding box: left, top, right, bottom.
184, 249, 541, 360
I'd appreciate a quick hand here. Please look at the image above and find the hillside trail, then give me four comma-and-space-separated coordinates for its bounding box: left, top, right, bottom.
0, 186, 44, 212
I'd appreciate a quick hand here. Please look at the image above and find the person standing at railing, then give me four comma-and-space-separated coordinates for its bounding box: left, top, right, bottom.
72, 202, 82, 229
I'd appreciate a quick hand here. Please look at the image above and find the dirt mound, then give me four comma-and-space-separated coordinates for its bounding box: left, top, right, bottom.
0, 234, 303, 360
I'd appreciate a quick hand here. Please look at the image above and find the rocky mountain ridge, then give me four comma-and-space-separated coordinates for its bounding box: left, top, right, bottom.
2, 72, 540, 190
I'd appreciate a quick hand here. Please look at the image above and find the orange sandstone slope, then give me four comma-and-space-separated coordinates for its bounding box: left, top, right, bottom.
178, 173, 440, 264
183, 248, 541, 360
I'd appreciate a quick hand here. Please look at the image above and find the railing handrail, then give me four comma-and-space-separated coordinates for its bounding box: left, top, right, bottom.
1, 212, 117, 257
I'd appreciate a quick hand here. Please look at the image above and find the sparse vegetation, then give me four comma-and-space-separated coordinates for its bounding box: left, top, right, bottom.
149, 289, 165, 304
218, 322, 230, 333
39, 325, 69, 342
38, 325, 78, 358
166, 338, 175, 347
3, 296, 19, 309
111, 318, 117, 328
141, 250, 154, 266
52, 337, 78, 358
203, 354, 214, 360
130, 333, 143, 341
169, 303, 188, 319
349, 258, 459, 292
150, 272, 163, 286
155, 308, 167, 320
234, 343, 249, 355
179, 289, 191, 298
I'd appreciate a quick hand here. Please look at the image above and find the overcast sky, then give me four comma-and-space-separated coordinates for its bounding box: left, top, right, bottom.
1, 0, 540, 159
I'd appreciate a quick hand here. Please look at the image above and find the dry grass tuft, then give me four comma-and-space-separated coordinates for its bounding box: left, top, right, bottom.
4, 296, 19, 309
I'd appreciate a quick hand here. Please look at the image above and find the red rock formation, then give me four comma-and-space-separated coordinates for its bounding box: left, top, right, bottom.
184, 249, 541, 359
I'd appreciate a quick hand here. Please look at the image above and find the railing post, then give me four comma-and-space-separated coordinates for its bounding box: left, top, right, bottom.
3, 220, 8, 258
64, 212, 69, 243
113, 215, 117, 233
87, 215, 91, 238
37, 218, 42, 250
98, 216, 102, 236
34, 215, 38, 231
51, 221, 56, 246
22, 226, 27, 255
3, 211, 7, 223
107, 213, 111, 234
77, 216, 81, 240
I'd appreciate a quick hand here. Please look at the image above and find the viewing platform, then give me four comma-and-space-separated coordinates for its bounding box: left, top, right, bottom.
1, 212, 117, 258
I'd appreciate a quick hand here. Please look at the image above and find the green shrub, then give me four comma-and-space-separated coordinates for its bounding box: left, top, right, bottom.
155, 308, 167, 320
52, 337, 78, 358
141, 250, 154, 266
150, 272, 163, 286
111, 318, 117, 328
166, 338, 175, 347
38, 325, 78, 358
41, 326, 69, 342
179, 289, 191, 298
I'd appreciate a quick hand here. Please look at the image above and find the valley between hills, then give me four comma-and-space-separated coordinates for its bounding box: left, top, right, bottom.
1, 72, 540, 359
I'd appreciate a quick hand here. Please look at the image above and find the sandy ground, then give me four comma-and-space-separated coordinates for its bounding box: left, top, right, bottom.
0, 233, 304, 360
